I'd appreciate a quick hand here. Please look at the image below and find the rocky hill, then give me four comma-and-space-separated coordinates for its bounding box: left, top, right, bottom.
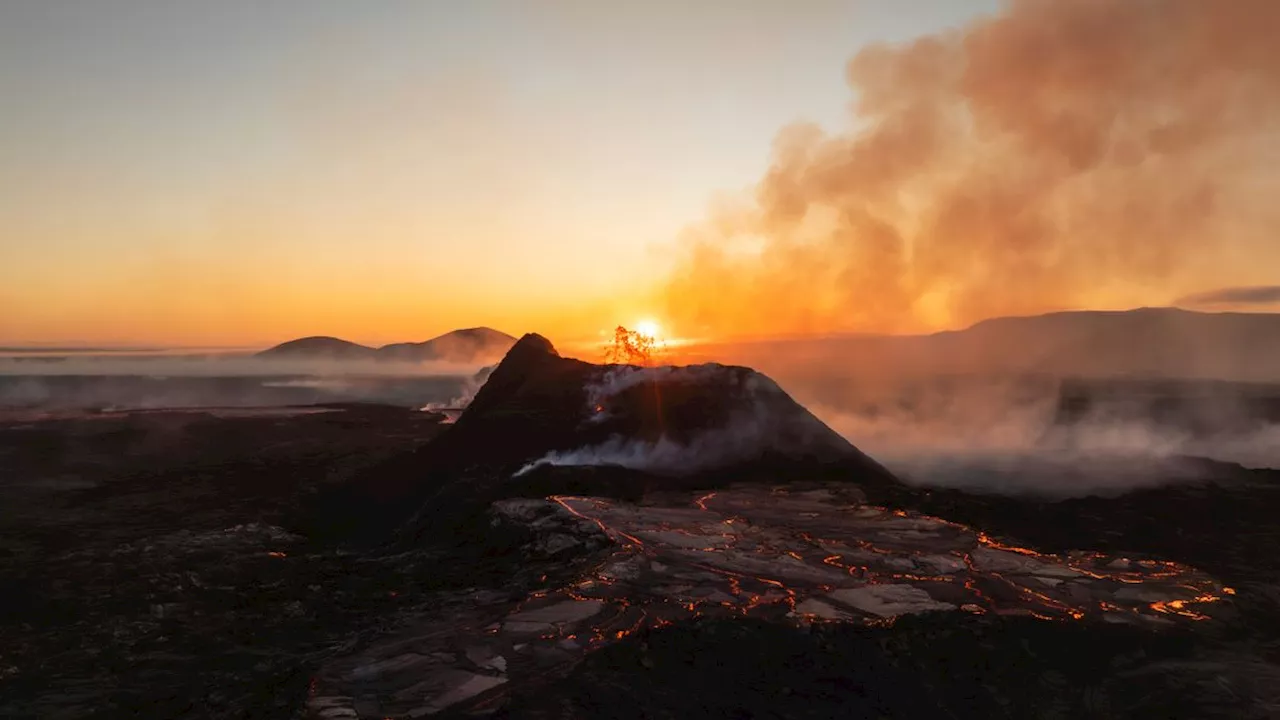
254, 336, 376, 360
726, 307, 1280, 382
257, 327, 515, 364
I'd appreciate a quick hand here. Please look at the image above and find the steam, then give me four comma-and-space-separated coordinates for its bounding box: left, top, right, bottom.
0, 355, 483, 378
656, 0, 1280, 502
792, 373, 1280, 497
584, 364, 736, 421
663, 0, 1280, 338
516, 363, 829, 476
513, 418, 773, 477
0, 356, 485, 411
419, 366, 495, 419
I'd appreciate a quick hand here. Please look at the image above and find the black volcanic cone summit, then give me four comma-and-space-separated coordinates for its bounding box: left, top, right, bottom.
446, 332, 878, 474
324, 333, 895, 546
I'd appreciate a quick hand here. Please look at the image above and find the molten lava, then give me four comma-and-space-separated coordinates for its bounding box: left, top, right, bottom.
604, 325, 661, 365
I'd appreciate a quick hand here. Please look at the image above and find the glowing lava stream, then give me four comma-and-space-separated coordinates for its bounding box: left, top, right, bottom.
306, 486, 1238, 719
551, 495, 646, 548
545, 488, 1231, 631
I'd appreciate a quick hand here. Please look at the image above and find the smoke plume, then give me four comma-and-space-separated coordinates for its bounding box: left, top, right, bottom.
663, 0, 1280, 338
1177, 285, 1280, 308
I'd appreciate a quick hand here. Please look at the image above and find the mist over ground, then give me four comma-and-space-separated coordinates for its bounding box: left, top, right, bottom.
10, 313, 1280, 500
0, 355, 484, 411
783, 372, 1280, 497
0, 355, 483, 378
659, 309, 1280, 498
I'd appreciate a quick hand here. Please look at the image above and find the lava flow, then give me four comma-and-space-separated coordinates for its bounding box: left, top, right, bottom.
309, 485, 1233, 718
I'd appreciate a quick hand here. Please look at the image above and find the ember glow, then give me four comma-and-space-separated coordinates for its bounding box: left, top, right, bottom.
603, 326, 660, 366
311, 484, 1235, 717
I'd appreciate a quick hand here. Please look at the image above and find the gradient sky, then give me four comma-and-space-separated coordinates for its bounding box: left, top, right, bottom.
0, 0, 1004, 348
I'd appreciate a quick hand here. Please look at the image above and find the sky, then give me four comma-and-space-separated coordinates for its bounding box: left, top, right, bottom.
2, 1, 1276, 349
0, 0, 999, 347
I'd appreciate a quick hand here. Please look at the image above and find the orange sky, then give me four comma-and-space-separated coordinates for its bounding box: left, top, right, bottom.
3, 1, 1278, 350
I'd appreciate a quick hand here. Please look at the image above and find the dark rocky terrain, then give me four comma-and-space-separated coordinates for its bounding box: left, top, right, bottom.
0, 405, 456, 718
0, 374, 474, 412
3, 333, 1280, 718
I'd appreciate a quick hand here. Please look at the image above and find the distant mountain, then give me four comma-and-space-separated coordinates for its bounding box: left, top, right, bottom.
722, 308, 1280, 382
257, 328, 516, 364
378, 327, 516, 363
256, 336, 377, 360
930, 307, 1280, 380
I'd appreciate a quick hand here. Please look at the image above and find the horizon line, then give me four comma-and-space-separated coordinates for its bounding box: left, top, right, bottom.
6, 305, 1279, 351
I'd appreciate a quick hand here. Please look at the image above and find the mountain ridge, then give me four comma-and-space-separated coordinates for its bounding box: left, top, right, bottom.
257, 327, 516, 363
715, 307, 1280, 383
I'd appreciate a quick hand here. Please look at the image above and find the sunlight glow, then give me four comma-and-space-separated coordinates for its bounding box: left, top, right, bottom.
634, 319, 661, 340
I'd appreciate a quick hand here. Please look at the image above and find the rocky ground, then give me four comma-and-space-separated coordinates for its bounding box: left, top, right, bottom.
307, 483, 1254, 718
0, 405, 466, 718
4, 339, 1280, 718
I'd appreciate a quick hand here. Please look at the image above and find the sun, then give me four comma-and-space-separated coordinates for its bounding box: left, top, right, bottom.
634, 319, 661, 340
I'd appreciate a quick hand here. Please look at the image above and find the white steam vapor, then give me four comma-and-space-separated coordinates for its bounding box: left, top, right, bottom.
0, 356, 483, 377
0, 357, 486, 411
515, 361, 1280, 496
797, 375, 1280, 497
419, 373, 485, 413
516, 364, 821, 477
583, 364, 737, 422
514, 410, 777, 477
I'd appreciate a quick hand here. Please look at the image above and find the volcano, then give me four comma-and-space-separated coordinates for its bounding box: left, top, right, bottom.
6, 332, 1280, 719
454, 333, 879, 473
323, 333, 896, 546
297, 335, 1268, 719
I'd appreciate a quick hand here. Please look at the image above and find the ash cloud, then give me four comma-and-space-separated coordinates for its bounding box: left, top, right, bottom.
651, 0, 1280, 496
663, 0, 1280, 338
1177, 285, 1280, 307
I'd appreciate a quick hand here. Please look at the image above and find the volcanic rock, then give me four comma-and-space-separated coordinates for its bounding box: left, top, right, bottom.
339, 333, 896, 547
447, 333, 882, 474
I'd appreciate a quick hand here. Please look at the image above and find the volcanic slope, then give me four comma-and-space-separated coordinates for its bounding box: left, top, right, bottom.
305, 336, 1278, 719
319, 333, 896, 546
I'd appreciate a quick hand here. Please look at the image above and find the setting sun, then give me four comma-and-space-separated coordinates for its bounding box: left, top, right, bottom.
634, 319, 661, 340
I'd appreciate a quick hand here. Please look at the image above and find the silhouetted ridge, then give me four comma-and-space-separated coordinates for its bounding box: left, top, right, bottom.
457, 333, 569, 424
739, 307, 1280, 382
494, 332, 560, 366
377, 327, 516, 363
256, 336, 376, 360
258, 327, 516, 362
